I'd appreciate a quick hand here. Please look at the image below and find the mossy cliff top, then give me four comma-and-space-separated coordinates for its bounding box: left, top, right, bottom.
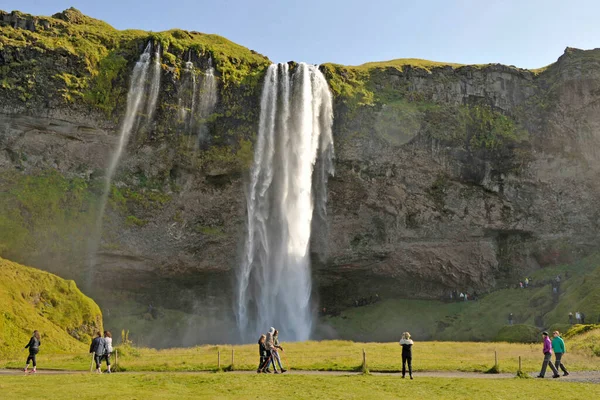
0, 256, 102, 358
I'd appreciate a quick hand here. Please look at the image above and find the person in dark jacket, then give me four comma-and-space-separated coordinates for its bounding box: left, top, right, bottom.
90, 331, 106, 374
24, 330, 41, 373
399, 332, 414, 379
257, 334, 268, 373
537, 331, 560, 378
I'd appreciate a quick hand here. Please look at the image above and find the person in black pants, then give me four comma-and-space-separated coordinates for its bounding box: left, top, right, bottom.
399, 332, 414, 379
24, 330, 41, 373
89, 331, 106, 374
257, 335, 269, 373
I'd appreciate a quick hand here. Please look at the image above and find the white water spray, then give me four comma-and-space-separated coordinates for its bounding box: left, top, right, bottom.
145, 43, 161, 123
196, 57, 217, 146
88, 42, 162, 284
236, 63, 334, 341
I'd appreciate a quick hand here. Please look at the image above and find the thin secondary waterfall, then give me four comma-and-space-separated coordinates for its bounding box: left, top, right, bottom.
87, 42, 161, 284
196, 57, 217, 146
236, 63, 334, 341
145, 43, 161, 123
178, 59, 197, 132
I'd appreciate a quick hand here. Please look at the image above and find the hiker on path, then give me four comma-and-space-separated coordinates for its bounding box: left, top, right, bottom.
568, 312, 573, 324
581, 312, 586, 324
552, 331, 569, 376
537, 331, 560, 378
575, 311, 581, 324
272, 329, 287, 373
90, 331, 107, 374
525, 277, 529, 288
257, 334, 268, 373
264, 327, 279, 373
24, 330, 41, 373
508, 313, 514, 326
399, 332, 414, 379
102, 331, 113, 373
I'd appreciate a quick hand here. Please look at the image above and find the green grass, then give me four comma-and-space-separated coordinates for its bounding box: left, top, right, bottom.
0, 373, 598, 400
0, 257, 102, 359
3, 338, 600, 373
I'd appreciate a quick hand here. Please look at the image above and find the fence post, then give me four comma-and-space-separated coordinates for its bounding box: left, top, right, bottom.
218, 350, 221, 370
518, 356, 522, 372
231, 348, 235, 371
362, 348, 367, 372
115, 349, 118, 370
494, 350, 498, 368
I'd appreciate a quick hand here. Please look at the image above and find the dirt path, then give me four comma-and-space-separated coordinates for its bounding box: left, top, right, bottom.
1, 368, 598, 382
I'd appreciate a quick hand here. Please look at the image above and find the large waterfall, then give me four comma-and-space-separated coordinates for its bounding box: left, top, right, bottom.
236, 63, 334, 341
88, 42, 161, 284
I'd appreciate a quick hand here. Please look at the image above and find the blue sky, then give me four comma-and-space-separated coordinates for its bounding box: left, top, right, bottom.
1, 0, 599, 68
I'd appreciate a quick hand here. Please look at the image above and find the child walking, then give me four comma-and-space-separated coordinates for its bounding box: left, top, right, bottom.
257, 334, 268, 373
24, 330, 41, 373
399, 332, 414, 379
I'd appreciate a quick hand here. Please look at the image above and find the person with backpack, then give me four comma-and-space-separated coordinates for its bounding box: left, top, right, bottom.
537, 331, 560, 378
90, 331, 106, 374
272, 329, 287, 373
102, 331, 113, 373
399, 332, 414, 379
23, 330, 41, 373
552, 331, 569, 376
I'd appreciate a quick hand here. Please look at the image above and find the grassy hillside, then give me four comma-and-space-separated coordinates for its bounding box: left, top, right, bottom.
324, 253, 600, 342
0, 257, 102, 358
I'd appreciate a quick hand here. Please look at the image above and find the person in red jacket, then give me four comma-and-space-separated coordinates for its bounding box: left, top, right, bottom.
537, 331, 560, 378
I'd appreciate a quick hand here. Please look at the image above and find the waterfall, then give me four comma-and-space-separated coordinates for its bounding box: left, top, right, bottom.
178, 59, 197, 132
236, 63, 334, 341
145, 43, 161, 123
196, 57, 217, 146
87, 41, 161, 285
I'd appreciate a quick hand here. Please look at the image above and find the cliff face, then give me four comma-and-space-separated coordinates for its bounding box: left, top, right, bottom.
2, 9, 600, 342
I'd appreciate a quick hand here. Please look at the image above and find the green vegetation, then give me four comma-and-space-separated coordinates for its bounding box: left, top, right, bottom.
0, 257, 102, 359
0, 170, 98, 264
2, 373, 599, 400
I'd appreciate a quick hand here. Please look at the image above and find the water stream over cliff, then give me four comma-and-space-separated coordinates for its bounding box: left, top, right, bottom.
236, 63, 334, 341
87, 42, 161, 285
196, 57, 217, 147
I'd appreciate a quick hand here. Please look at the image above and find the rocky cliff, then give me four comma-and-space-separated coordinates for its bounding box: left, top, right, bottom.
2, 8, 600, 344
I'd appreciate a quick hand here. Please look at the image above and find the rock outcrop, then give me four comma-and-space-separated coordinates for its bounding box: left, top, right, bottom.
2, 9, 600, 344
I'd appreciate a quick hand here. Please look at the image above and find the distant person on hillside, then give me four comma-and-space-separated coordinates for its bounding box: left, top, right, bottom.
90, 331, 107, 374
568, 312, 573, 324
581, 312, 586, 324
525, 277, 529, 288
102, 331, 113, 373
257, 334, 267, 373
537, 331, 560, 378
399, 332, 414, 379
264, 327, 278, 373
552, 331, 569, 376
575, 311, 581, 324
508, 313, 514, 326
272, 329, 287, 373
23, 330, 41, 373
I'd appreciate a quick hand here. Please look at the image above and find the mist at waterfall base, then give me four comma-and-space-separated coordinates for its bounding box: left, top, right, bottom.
236, 63, 334, 342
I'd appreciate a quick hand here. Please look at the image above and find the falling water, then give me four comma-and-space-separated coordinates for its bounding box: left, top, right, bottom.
145, 43, 161, 123
178, 59, 197, 132
87, 42, 162, 285
236, 63, 334, 341
196, 57, 217, 146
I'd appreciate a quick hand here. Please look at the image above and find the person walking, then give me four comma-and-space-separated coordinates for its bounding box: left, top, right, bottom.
264, 327, 278, 373
575, 311, 581, 324
272, 329, 287, 373
257, 335, 268, 373
399, 332, 414, 379
537, 331, 560, 378
552, 331, 569, 376
90, 331, 106, 374
102, 331, 113, 373
508, 313, 514, 326
581, 312, 586, 324
23, 330, 41, 373
568, 312, 573, 324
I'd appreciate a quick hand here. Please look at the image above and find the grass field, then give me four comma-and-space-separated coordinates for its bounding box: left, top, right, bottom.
0, 373, 599, 400
3, 338, 599, 373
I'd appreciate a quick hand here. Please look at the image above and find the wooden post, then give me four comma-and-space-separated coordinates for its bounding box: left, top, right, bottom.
231, 348, 235, 371
494, 350, 498, 368
218, 350, 221, 370
518, 356, 522, 372
115, 349, 118, 370
362, 348, 367, 372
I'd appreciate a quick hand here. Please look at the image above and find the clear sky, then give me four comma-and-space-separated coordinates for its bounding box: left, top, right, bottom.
1, 0, 599, 68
